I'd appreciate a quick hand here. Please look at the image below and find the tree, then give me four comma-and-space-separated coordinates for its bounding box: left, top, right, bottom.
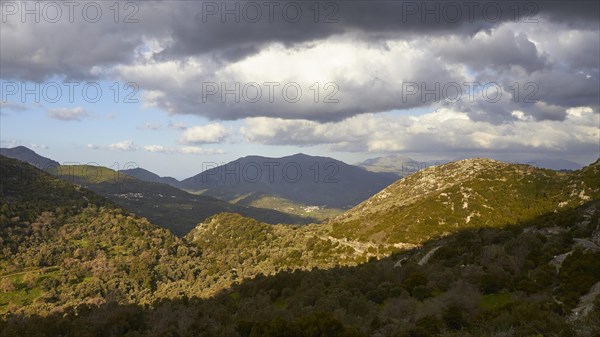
1, 278, 16, 293
443, 304, 469, 330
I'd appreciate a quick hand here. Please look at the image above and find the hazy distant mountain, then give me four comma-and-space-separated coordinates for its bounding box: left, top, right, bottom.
180, 153, 399, 209
357, 155, 447, 176
359, 154, 585, 174
0, 146, 59, 169
121, 167, 181, 187
511, 158, 583, 171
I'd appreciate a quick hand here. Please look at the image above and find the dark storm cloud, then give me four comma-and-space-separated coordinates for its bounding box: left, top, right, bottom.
534, 0, 600, 26
1, 0, 598, 124
157, 0, 599, 61
434, 30, 550, 73
3, 0, 597, 80
0, 1, 172, 80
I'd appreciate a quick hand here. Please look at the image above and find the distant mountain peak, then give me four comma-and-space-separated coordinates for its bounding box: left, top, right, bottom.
120, 167, 181, 187
11, 145, 32, 151
357, 154, 444, 176
180, 154, 398, 209
237, 153, 326, 161
284, 153, 331, 160
0, 146, 59, 169
359, 155, 415, 166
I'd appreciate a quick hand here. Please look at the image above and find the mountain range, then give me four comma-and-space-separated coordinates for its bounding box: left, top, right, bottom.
1, 153, 599, 336
123, 153, 402, 210
1, 146, 593, 234
1, 147, 401, 221
0, 147, 314, 235
50, 164, 313, 236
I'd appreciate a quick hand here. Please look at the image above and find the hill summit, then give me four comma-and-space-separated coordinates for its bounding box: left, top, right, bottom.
179, 153, 398, 209
330, 158, 600, 244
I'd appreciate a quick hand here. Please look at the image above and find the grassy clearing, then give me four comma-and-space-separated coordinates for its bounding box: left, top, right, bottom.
480, 293, 513, 311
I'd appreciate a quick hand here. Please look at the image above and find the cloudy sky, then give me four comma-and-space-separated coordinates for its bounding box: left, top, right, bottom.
1, 0, 599, 178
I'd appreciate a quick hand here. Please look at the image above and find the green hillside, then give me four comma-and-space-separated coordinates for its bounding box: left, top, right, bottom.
49, 164, 133, 184
2, 156, 599, 336
51, 164, 315, 235
185, 213, 362, 292
232, 193, 344, 221
3, 198, 600, 336
0, 157, 113, 226
0, 156, 359, 313
0, 156, 202, 313
330, 158, 600, 244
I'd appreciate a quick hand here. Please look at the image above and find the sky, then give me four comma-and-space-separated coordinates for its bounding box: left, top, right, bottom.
1, 0, 599, 178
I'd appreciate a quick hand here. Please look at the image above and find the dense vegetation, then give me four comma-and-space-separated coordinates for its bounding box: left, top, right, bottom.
1, 155, 599, 336
331, 159, 600, 244
0, 156, 361, 312
2, 201, 599, 336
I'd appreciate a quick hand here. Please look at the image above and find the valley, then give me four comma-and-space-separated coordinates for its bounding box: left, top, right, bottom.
1, 150, 599, 336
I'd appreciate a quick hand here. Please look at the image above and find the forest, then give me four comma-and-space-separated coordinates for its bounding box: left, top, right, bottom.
1, 156, 599, 336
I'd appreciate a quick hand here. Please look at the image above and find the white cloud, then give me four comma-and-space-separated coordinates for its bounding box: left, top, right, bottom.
168, 121, 187, 130
144, 145, 171, 153
0, 139, 49, 150
29, 144, 49, 150
512, 110, 533, 121
139, 122, 162, 131
179, 123, 231, 144
109, 21, 598, 125
85, 142, 223, 155
47, 107, 89, 121
179, 146, 224, 155
113, 36, 202, 87
143, 144, 224, 155
242, 106, 600, 154
0, 139, 22, 148
1, 101, 29, 112
566, 106, 595, 121
108, 140, 139, 151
